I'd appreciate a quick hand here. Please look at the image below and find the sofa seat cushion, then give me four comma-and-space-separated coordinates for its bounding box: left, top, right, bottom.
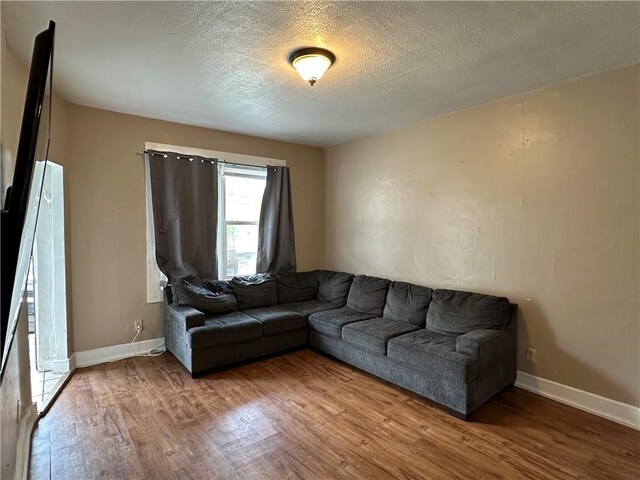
346, 275, 391, 316
308, 307, 375, 338
188, 312, 262, 349
342, 318, 421, 355
243, 305, 307, 336
281, 300, 339, 317
427, 289, 510, 335
387, 329, 478, 383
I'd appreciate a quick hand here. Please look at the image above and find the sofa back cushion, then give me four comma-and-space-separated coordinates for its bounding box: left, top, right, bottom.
231, 274, 278, 310
174, 278, 238, 314
317, 270, 354, 306
383, 281, 433, 326
346, 275, 391, 316
276, 271, 319, 304
427, 289, 510, 335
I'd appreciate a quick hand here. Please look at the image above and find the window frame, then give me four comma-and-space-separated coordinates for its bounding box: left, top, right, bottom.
144, 142, 285, 303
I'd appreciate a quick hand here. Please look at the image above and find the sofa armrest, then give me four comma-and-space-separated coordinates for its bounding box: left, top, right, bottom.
456, 327, 517, 412
166, 304, 205, 330
455, 328, 510, 360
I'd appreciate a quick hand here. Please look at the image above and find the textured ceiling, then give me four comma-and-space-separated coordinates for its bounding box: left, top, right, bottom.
2, 1, 639, 147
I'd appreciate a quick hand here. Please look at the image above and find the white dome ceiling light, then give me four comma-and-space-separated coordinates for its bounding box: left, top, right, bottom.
288, 47, 336, 86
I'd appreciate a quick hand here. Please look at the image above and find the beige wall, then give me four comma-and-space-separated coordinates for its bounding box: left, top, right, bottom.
66, 105, 324, 352
324, 65, 640, 407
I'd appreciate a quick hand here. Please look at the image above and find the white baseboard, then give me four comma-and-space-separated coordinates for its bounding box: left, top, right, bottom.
75, 337, 165, 368
515, 371, 639, 430
15, 402, 38, 480
50, 356, 76, 374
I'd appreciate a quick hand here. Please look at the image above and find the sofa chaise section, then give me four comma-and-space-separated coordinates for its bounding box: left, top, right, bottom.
165, 274, 312, 376
309, 283, 517, 418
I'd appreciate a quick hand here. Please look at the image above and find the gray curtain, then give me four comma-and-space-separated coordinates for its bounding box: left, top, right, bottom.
148, 150, 218, 282
257, 166, 296, 273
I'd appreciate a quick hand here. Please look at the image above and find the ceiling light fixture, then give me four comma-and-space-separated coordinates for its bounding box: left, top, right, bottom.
288, 47, 336, 86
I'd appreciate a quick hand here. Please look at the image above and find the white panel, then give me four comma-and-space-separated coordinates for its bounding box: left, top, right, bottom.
144, 150, 165, 303
34, 162, 68, 372
145, 142, 286, 167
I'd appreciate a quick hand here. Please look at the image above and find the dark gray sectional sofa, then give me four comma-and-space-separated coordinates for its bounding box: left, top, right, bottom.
164, 270, 517, 419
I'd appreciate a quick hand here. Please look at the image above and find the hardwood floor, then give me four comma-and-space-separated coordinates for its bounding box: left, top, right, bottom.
29, 350, 639, 480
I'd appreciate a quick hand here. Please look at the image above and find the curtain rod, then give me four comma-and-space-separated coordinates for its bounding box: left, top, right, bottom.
135, 150, 276, 170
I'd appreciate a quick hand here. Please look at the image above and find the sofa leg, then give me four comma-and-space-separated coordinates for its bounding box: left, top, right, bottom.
446, 408, 469, 421
453, 411, 469, 421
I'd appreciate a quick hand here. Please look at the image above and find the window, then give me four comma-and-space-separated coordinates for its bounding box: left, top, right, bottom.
144, 142, 285, 303
218, 164, 267, 279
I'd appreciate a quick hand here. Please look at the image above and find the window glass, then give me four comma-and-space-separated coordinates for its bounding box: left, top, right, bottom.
222, 167, 266, 278
226, 224, 260, 276
225, 175, 265, 222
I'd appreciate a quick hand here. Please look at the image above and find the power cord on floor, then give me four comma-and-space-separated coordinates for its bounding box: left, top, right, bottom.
130, 327, 166, 357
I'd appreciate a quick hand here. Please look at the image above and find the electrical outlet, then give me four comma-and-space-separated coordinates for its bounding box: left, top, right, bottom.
525, 347, 536, 362
135, 320, 143, 333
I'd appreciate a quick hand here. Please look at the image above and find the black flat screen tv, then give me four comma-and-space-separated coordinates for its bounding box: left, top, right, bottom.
0, 21, 55, 380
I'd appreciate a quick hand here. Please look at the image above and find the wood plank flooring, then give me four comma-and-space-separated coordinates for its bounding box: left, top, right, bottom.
29, 350, 639, 480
